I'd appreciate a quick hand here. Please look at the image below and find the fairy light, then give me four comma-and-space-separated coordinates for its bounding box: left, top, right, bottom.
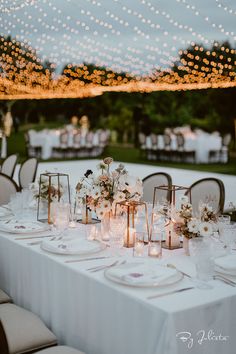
0, 0, 236, 99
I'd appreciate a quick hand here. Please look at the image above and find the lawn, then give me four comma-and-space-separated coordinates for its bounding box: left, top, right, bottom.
5, 127, 236, 176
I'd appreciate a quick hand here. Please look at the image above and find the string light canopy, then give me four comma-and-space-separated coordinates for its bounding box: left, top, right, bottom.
0, 0, 235, 100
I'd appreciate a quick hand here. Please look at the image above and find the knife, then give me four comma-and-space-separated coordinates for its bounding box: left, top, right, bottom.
15, 234, 55, 240
147, 287, 194, 300
65, 256, 110, 263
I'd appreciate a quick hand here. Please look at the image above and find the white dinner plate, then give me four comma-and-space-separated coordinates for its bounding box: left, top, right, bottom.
104, 262, 183, 288
41, 237, 106, 255
0, 220, 50, 234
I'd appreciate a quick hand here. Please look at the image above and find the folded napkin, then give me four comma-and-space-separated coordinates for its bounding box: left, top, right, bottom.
109, 263, 177, 286
215, 255, 236, 275
0, 220, 49, 234
215, 255, 236, 270
41, 237, 104, 255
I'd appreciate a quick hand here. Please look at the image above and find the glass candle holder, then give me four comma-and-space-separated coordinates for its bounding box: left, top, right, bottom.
114, 200, 149, 248
148, 231, 162, 258
133, 232, 146, 257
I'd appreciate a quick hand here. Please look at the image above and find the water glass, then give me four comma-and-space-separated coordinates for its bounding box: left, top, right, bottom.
109, 215, 126, 254
222, 224, 236, 253
148, 231, 162, 258
218, 214, 231, 237
54, 203, 70, 238
189, 237, 214, 281
133, 232, 146, 257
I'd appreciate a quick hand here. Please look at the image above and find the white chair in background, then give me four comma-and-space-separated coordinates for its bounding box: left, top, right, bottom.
18, 157, 38, 190
186, 177, 225, 216
0, 154, 18, 178
0, 173, 19, 205
142, 172, 172, 204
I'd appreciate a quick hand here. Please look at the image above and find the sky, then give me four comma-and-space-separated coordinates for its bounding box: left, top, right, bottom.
0, 0, 235, 75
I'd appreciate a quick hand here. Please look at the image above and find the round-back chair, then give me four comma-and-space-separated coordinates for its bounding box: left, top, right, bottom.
186, 177, 225, 216
142, 172, 172, 204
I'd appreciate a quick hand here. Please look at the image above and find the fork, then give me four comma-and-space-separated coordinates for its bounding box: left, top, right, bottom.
213, 274, 236, 286
167, 263, 213, 289
89, 260, 126, 273
88, 260, 119, 272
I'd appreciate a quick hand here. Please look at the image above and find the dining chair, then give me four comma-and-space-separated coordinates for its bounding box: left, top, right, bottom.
0, 289, 12, 305
138, 132, 147, 159
0, 154, 18, 178
142, 172, 172, 204
176, 133, 196, 163
24, 132, 42, 158
162, 133, 172, 161
186, 177, 225, 216
0, 173, 19, 205
0, 303, 57, 354
36, 345, 85, 354
18, 157, 38, 190
52, 131, 70, 158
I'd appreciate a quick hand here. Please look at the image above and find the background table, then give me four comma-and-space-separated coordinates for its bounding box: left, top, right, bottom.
0, 228, 236, 354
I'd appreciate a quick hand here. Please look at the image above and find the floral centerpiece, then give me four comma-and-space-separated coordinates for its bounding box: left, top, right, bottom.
75, 157, 143, 219
174, 197, 218, 239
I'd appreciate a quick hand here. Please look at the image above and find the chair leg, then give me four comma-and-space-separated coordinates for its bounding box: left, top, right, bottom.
0, 320, 9, 354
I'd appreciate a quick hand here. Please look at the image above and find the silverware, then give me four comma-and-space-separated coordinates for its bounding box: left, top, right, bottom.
167, 263, 213, 289
88, 260, 119, 272
147, 287, 194, 300
90, 260, 126, 273
15, 234, 55, 240
28, 240, 42, 246
65, 256, 110, 264
213, 274, 236, 286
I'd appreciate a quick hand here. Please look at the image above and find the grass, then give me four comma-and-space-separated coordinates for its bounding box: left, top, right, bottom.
5, 126, 236, 176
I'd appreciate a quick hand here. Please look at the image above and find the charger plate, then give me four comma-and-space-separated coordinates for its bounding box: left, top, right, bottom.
41, 237, 106, 255
104, 262, 183, 288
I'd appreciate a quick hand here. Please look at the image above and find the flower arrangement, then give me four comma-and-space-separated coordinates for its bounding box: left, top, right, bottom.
174, 198, 218, 239
75, 157, 143, 219
30, 174, 64, 203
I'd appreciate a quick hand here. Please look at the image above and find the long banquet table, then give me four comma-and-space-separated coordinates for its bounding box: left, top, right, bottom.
0, 225, 236, 354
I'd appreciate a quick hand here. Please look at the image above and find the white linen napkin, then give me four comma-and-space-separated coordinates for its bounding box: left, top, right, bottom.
41, 237, 103, 255
215, 255, 236, 270
215, 255, 236, 273
109, 263, 177, 286
0, 220, 50, 234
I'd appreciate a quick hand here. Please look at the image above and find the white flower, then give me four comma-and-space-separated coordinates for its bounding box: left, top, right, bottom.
90, 187, 100, 199
198, 222, 213, 237
113, 191, 126, 202
187, 219, 199, 233
100, 200, 111, 211
96, 208, 107, 219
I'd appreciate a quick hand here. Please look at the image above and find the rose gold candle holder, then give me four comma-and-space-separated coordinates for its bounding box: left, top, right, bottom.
37, 172, 70, 224
115, 200, 149, 248
152, 184, 191, 250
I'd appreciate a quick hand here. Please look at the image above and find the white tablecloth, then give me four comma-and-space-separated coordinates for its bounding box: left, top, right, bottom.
146, 133, 222, 163
0, 227, 235, 354
28, 130, 99, 160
